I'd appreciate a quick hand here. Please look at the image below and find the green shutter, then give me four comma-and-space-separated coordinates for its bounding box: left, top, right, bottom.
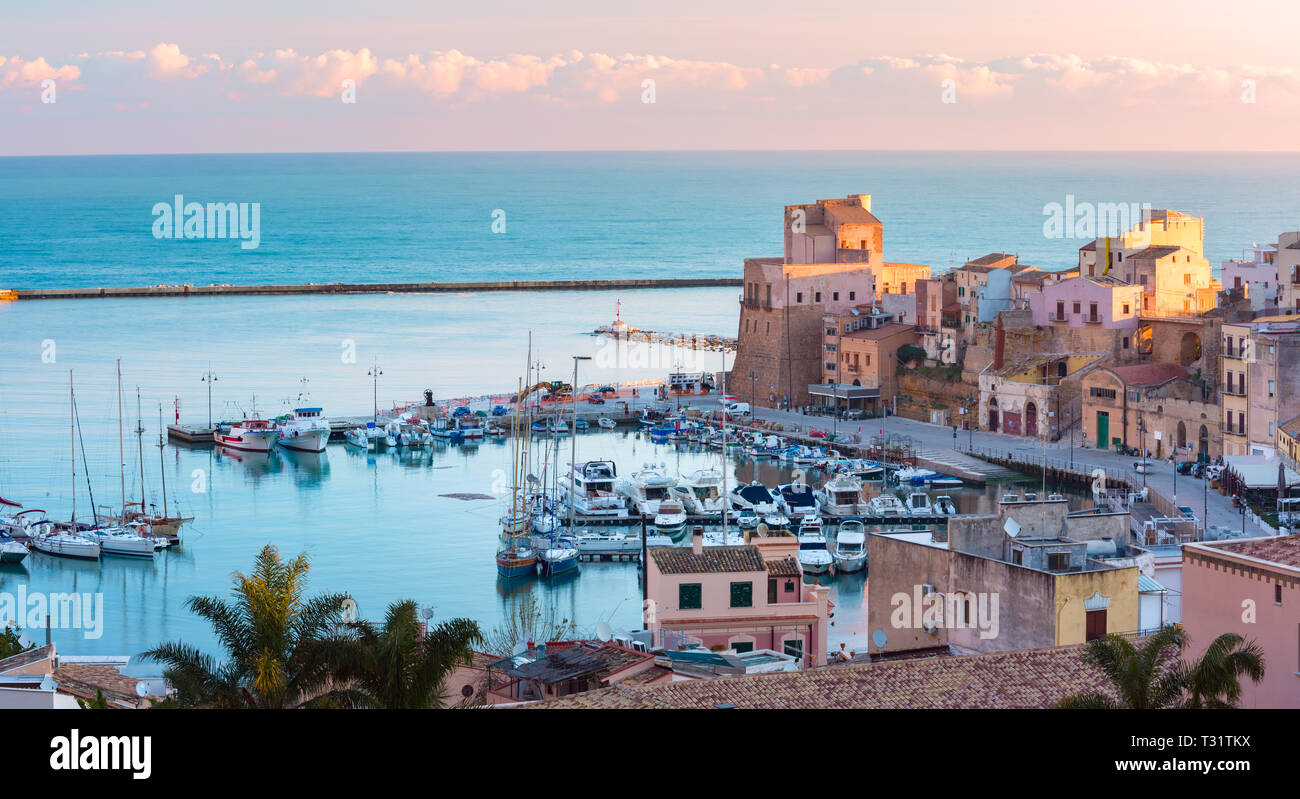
730, 581, 753, 608
679, 583, 702, 610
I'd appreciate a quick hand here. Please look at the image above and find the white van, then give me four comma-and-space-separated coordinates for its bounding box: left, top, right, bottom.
725, 402, 751, 417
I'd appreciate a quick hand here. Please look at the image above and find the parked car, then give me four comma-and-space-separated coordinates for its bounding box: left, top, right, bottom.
586, 393, 605, 404
598, 386, 618, 397
491, 405, 509, 416
725, 402, 751, 417
452, 406, 471, 416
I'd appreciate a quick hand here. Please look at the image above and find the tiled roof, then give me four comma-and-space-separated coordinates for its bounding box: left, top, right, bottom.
650, 545, 766, 575
824, 204, 881, 226
1204, 534, 1300, 569
0, 643, 54, 675
841, 322, 916, 341
53, 664, 146, 706
1107, 362, 1188, 387
1079, 241, 1097, 251
1127, 245, 1183, 260
1280, 415, 1300, 437
765, 556, 802, 577
966, 253, 1016, 266
530, 645, 1115, 709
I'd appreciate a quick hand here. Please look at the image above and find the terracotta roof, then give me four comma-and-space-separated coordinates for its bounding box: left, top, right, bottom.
53, 664, 146, 707
650, 545, 766, 575
1202, 534, 1300, 569
824, 204, 881, 226
1127, 245, 1183, 260
529, 645, 1115, 709
1079, 241, 1097, 251
1280, 415, 1300, 437
0, 643, 54, 675
765, 556, 802, 577
966, 253, 1016, 267
1107, 362, 1188, 387
841, 322, 916, 341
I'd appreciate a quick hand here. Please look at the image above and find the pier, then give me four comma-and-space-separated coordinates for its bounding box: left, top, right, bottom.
8, 277, 741, 301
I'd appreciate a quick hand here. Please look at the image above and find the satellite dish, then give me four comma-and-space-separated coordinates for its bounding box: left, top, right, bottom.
526, 473, 539, 484
135, 681, 151, 697
341, 598, 359, 623
595, 621, 613, 642
1004, 518, 1021, 538
18, 632, 37, 649
420, 607, 435, 620
871, 629, 887, 648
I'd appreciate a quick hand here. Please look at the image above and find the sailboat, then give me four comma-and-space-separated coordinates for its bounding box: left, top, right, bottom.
498, 374, 538, 579
29, 371, 101, 561
116, 396, 191, 544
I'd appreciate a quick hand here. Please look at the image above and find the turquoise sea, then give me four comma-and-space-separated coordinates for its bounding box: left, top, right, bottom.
3, 150, 1297, 665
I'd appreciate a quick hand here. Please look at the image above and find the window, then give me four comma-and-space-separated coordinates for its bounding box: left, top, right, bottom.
1073, 302, 1081, 314
865, 355, 871, 366
849, 291, 855, 301
731, 641, 754, 654
783, 639, 804, 659
1184, 274, 1192, 285
815, 292, 822, 303
1085, 609, 1107, 641
730, 581, 753, 608
1122, 303, 1130, 314
1047, 553, 1070, 571
832, 291, 839, 301
1269, 380, 1276, 397
768, 579, 778, 604
1056, 300, 1065, 319
825, 327, 836, 336
679, 583, 702, 610
1123, 337, 1130, 349
958, 287, 965, 297
1090, 387, 1116, 399
1089, 302, 1099, 321
1276, 584, 1283, 604
785, 579, 796, 593
796, 292, 803, 303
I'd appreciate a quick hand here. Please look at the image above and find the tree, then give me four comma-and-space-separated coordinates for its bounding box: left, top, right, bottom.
0, 623, 33, 659
484, 594, 577, 657
77, 689, 111, 710
1056, 626, 1265, 709
141, 544, 352, 708
326, 599, 483, 709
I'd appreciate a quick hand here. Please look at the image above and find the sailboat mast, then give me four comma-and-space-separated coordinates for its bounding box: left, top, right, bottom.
158, 403, 169, 517
136, 387, 146, 512
70, 370, 75, 523
117, 359, 125, 515
721, 361, 728, 537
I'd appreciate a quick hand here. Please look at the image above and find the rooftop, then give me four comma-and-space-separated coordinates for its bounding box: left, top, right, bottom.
0, 643, 54, 675
1127, 245, 1184, 260
650, 544, 767, 575
530, 644, 1114, 709
841, 322, 916, 341
1106, 362, 1189, 387
1195, 534, 1300, 570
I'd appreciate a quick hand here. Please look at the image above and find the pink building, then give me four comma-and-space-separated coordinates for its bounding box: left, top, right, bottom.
645, 529, 831, 666
1029, 275, 1143, 329
1182, 535, 1300, 708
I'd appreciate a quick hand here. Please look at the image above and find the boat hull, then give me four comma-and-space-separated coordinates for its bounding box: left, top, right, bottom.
833, 554, 867, 573
538, 552, 579, 576
277, 430, 329, 453
31, 536, 100, 560
216, 433, 275, 453
0, 543, 29, 564
496, 550, 537, 578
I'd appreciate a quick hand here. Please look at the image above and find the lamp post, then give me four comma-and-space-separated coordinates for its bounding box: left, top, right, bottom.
368, 360, 383, 423
200, 366, 218, 429
569, 356, 591, 531
748, 372, 758, 410
1139, 419, 1148, 489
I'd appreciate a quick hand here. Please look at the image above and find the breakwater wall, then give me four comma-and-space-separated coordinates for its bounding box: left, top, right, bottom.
8, 277, 742, 301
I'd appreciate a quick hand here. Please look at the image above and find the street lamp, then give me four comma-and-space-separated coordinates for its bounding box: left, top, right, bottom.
569, 356, 592, 531
1138, 417, 1148, 489
200, 366, 218, 429
748, 372, 758, 410
368, 360, 383, 423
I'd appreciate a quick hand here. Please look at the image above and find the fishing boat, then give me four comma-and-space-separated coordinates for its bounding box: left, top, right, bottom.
796, 531, 833, 575
672, 468, 726, 519
484, 423, 506, 436
934, 496, 958, 516
558, 460, 630, 519
456, 414, 485, 441
817, 472, 866, 517
30, 528, 100, 560
832, 518, 868, 573
537, 536, 579, 576
275, 407, 331, 453
574, 418, 589, 432
495, 545, 537, 578
546, 418, 569, 436
653, 499, 688, 536
344, 426, 374, 449
429, 417, 459, 441
596, 416, 616, 430
218, 418, 280, 453
616, 464, 676, 515
76, 525, 158, 558
867, 493, 909, 516
530, 420, 549, 433
905, 492, 934, 515
0, 531, 28, 564
777, 482, 821, 522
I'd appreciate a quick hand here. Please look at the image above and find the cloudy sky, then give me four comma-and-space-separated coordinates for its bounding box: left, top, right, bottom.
4, 0, 1298, 154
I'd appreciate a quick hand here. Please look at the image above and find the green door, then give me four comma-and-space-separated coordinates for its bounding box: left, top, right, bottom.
1096, 411, 1109, 450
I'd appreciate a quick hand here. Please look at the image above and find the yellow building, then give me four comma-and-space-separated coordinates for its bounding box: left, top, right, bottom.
1078, 209, 1219, 317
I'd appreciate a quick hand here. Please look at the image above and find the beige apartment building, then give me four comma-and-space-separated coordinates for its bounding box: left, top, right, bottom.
1076, 209, 1219, 317
1220, 315, 1300, 456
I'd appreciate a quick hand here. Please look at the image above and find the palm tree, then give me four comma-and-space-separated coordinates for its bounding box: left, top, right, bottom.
1181, 632, 1265, 708
142, 544, 352, 708
1057, 626, 1265, 709
325, 599, 484, 708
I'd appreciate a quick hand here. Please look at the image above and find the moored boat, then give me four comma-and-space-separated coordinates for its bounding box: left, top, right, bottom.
275, 407, 331, 453
797, 531, 833, 575
30, 529, 101, 560
832, 517, 868, 573
217, 418, 279, 453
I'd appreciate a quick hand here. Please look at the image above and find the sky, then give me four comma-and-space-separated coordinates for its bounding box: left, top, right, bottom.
3, 0, 1299, 154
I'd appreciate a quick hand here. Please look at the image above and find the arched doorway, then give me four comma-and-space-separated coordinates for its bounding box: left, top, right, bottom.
1025, 402, 1038, 438
1199, 425, 1209, 458
988, 397, 999, 432
1179, 331, 1201, 366
1177, 421, 1187, 450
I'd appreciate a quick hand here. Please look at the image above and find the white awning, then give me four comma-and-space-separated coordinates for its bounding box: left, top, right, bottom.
1224, 456, 1300, 489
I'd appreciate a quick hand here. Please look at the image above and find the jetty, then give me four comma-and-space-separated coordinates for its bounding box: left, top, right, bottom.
7, 277, 741, 301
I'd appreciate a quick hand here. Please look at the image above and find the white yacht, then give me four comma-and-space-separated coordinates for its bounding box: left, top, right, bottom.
77, 525, 159, 558
30, 528, 101, 560
796, 531, 833, 575
905, 492, 934, 516
730, 482, 780, 515
817, 472, 866, 518
777, 482, 821, 522
0, 531, 28, 564
735, 508, 760, 530
653, 498, 688, 536
832, 518, 868, 573
867, 493, 909, 517
559, 461, 630, 519
672, 468, 726, 519
616, 464, 676, 515
574, 530, 642, 555
344, 426, 374, 450
934, 496, 958, 516
276, 407, 331, 453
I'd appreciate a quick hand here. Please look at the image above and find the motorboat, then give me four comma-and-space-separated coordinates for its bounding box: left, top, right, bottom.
546, 418, 570, 436
484, 423, 506, 437
817, 472, 865, 517
867, 493, 909, 517
217, 418, 279, 453
574, 418, 590, 432
429, 417, 459, 441
934, 496, 958, 516
832, 518, 868, 573
797, 531, 833, 575
388, 419, 431, 448
928, 476, 964, 489
559, 460, 630, 519
654, 499, 688, 536
574, 530, 642, 555
735, 508, 760, 530
344, 426, 374, 450
30, 529, 101, 560
537, 537, 580, 577
730, 482, 780, 515
596, 416, 616, 430
905, 492, 934, 516
891, 466, 938, 485
761, 512, 791, 532
275, 407, 331, 453
76, 525, 158, 558
798, 515, 823, 536
616, 464, 676, 515
0, 508, 52, 541
777, 482, 820, 521
672, 468, 726, 519
456, 415, 485, 441
0, 531, 28, 564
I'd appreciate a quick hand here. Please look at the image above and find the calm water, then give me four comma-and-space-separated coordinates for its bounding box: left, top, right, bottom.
4, 151, 1300, 288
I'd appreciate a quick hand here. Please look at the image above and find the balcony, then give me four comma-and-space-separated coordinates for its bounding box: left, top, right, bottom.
1222, 386, 1247, 397
1084, 316, 1102, 325
739, 295, 773, 310
1048, 314, 1067, 322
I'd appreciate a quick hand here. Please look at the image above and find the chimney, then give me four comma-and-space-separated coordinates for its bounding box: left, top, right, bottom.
691, 525, 704, 554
